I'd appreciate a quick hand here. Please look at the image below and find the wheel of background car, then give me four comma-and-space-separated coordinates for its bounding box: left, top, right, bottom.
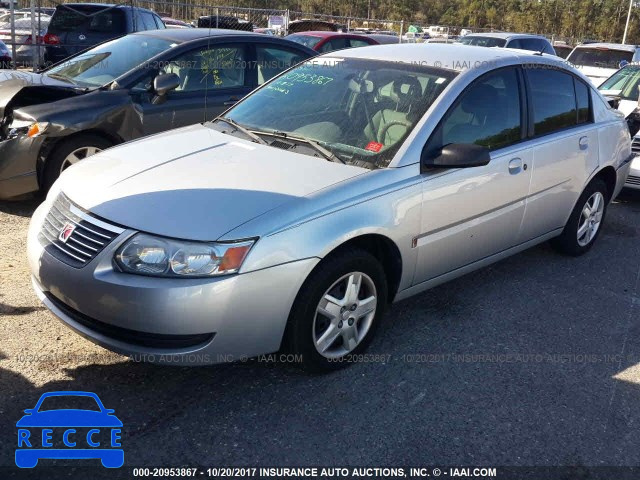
284, 247, 387, 372
550, 178, 608, 256
42, 134, 113, 195
378, 119, 413, 146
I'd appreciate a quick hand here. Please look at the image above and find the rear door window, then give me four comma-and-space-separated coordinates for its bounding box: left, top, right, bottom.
526, 68, 578, 135
319, 38, 348, 53
575, 79, 591, 124
349, 38, 372, 48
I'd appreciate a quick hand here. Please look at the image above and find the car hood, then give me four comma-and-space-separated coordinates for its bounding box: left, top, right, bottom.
16, 410, 123, 427
0, 70, 85, 123
58, 124, 368, 241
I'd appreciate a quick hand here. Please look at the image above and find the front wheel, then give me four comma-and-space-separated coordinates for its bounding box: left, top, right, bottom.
42, 134, 113, 194
285, 248, 388, 372
550, 178, 608, 256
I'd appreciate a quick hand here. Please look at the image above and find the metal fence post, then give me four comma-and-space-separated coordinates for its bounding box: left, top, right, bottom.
399, 20, 404, 43
9, 0, 16, 69
285, 9, 289, 36
31, 0, 37, 71
216, 7, 219, 28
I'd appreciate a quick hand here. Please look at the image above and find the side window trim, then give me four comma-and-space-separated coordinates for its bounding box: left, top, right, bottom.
422, 65, 527, 159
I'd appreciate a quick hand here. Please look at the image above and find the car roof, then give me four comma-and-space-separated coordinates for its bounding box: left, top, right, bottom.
57, 3, 154, 12
465, 32, 548, 40
334, 43, 550, 71
574, 42, 638, 52
133, 27, 262, 43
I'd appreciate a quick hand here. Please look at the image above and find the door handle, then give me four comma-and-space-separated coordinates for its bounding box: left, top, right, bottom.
579, 136, 588, 149
223, 97, 240, 106
508, 158, 523, 175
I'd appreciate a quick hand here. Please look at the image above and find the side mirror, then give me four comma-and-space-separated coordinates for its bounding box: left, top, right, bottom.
619, 59, 629, 69
23, 409, 34, 414
152, 73, 180, 105
423, 143, 491, 169
105, 409, 115, 414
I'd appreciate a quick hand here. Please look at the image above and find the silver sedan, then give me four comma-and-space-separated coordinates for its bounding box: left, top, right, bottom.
27, 44, 633, 371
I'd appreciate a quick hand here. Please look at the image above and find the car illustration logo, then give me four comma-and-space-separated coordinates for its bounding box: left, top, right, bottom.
15, 391, 124, 468
59, 223, 75, 243
78, 34, 86, 40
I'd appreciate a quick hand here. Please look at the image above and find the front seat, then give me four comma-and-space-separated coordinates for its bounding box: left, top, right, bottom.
364, 75, 422, 147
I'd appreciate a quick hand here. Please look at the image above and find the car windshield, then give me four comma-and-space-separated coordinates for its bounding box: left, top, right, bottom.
567, 47, 633, 69
45, 34, 175, 87
38, 395, 102, 412
286, 34, 323, 49
599, 65, 640, 100
222, 57, 457, 169
458, 36, 507, 47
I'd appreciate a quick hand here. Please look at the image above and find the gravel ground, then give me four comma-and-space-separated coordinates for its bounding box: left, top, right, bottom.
1, 190, 640, 479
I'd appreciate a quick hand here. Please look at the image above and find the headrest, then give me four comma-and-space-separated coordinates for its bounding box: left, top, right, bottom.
389, 75, 421, 112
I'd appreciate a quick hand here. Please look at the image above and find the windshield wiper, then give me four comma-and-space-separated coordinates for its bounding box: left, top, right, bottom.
262, 130, 345, 164
213, 117, 267, 145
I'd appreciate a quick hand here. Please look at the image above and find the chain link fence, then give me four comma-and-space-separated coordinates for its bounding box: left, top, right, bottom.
0, 0, 563, 71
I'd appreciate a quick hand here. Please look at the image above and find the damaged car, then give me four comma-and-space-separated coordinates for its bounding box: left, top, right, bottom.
0, 28, 314, 199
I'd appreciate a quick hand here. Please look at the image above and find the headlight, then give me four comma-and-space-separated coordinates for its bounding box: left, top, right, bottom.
8, 120, 47, 139
114, 233, 255, 278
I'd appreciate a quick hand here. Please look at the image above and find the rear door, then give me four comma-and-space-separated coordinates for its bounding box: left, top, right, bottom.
518, 67, 599, 241
47, 5, 127, 59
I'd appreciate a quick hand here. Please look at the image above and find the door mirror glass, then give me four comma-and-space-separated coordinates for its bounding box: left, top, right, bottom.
153, 73, 181, 97
423, 143, 490, 169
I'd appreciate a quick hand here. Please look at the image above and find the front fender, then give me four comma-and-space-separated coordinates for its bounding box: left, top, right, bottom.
239, 172, 423, 293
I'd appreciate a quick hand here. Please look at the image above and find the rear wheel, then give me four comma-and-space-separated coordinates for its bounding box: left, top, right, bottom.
550, 178, 608, 256
42, 134, 113, 194
285, 248, 388, 372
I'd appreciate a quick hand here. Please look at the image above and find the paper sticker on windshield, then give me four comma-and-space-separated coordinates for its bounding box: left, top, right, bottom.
365, 142, 384, 152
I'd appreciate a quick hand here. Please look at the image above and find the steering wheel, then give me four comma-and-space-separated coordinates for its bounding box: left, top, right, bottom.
378, 120, 413, 146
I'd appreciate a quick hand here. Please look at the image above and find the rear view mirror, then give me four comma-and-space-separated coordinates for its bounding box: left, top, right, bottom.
152, 73, 180, 104
423, 143, 491, 169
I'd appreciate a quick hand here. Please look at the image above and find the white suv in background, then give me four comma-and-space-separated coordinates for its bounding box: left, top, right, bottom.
567, 43, 640, 86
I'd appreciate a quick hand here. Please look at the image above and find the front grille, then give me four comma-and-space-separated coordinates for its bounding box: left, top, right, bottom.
45, 292, 215, 350
632, 137, 640, 155
38, 194, 124, 268
627, 175, 640, 186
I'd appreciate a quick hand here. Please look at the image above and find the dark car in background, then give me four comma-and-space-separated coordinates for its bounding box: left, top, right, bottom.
197, 15, 252, 31
286, 31, 379, 52
43, 3, 165, 65
0, 28, 315, 199
0, 38, 10, 68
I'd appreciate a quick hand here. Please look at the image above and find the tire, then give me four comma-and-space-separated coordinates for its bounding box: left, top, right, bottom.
550, 178, 608, 256
42, 134, 113, 194
284, 247, 388, 373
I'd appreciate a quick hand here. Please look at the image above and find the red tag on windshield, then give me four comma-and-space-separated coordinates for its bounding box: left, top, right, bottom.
365, 141, 383, 152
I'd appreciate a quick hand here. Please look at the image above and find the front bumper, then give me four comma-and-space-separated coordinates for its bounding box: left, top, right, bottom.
28, 201, 319, 365
0, 135, 44, 199
625, 155, 640, 190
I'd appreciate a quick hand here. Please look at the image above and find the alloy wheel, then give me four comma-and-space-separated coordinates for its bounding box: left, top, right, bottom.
312, 272, 377, 358
577, 191, 604, 247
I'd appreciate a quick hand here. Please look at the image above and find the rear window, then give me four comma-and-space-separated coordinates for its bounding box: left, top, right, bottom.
286, 34, 323, 49
567, 47, 633, 69
458, 36, 507, 48
49, 5, 126, 33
